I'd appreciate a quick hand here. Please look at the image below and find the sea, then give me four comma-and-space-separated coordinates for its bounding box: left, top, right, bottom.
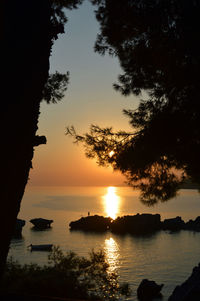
9, 186, 200, 301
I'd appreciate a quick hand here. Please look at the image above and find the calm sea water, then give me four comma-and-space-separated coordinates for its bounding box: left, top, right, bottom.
9, 186, 200, 301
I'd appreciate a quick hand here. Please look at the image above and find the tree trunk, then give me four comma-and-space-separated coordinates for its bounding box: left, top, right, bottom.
0, 0, 52, 275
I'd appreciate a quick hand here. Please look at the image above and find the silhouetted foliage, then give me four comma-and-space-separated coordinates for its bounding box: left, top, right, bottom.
50, 0, 84, 39
42, 71, 69, 104
67, 0, 200, 205
1, 247, 130, 300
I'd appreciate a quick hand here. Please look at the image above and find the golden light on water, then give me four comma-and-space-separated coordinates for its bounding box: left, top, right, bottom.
104, 237, 119, 272
103, 186, 120, 219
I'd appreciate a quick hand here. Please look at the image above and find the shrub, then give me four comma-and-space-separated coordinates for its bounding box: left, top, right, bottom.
1, 246, 130, 300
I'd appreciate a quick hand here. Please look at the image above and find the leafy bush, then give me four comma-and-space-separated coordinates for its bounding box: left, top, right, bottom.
0, 246, 130, 300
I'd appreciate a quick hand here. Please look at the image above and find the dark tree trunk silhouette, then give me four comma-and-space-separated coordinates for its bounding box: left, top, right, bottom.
0, 0, 52, 274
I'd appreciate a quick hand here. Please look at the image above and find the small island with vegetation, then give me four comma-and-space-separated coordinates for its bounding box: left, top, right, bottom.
69, 214, 200, 235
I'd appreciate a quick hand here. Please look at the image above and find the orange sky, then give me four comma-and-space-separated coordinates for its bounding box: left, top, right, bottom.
29, 1, 139, 187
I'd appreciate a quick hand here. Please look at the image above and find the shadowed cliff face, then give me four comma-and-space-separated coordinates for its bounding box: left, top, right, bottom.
0, 0, 52, 273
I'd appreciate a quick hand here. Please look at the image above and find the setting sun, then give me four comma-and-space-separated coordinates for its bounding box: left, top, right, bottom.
109, 150, 115, 157
103, 186, 120, 219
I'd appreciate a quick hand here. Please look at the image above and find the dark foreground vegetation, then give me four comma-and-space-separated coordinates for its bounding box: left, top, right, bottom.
2, 245, 200, 301
70, 214, 200, 234
0, 246, 130, 301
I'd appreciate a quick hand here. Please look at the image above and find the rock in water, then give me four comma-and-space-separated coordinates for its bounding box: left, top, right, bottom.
185, 216, 200, 231
162, 216, 185, 231
137, 279, 164, 300
69, 215, 112, 232
13, 219, 26, 237
30, 218, 53, 229
111, 213, 161, 234
168, 263, 200, 301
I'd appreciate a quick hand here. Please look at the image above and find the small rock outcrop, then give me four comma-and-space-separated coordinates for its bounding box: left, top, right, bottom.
185, 216, 200, 231
13, 219, 26, 237
110, 214, 161, 235
137, 279, 164, 300
69, 215, 112, 232
162, 216, 185, 231
168, 263, 200, 301
69, 214, 200, 235
30, 218, 53, 229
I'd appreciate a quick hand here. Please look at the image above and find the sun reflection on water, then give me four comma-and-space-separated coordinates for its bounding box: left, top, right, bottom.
103, 187, 120, 219
104, 237, 120, 272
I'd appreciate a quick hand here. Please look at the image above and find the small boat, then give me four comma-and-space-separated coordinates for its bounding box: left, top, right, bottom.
28, 244, 53, 251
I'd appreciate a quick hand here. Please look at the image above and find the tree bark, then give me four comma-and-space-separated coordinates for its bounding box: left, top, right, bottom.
0, 0, 52, 275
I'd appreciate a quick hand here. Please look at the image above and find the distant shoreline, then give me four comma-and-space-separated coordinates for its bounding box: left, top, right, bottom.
180, 183, 199, 189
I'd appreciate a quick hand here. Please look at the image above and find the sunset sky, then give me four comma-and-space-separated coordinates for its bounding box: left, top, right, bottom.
29, 0, 140, 187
